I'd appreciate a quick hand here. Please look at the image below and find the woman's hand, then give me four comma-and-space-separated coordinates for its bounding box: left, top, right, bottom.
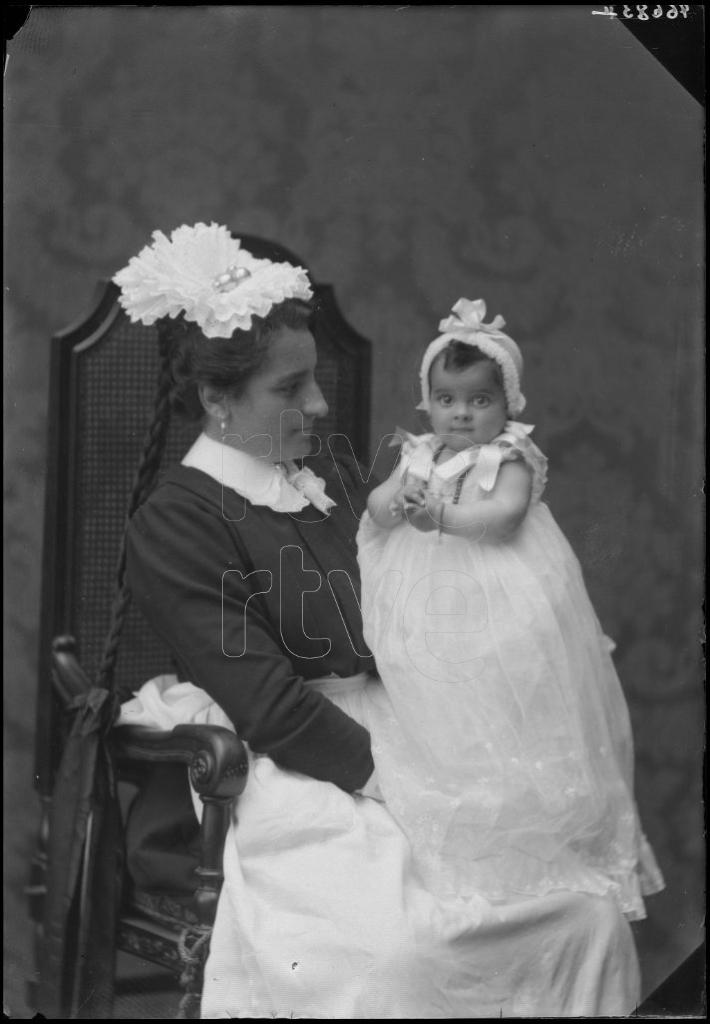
357, 770, 385, 802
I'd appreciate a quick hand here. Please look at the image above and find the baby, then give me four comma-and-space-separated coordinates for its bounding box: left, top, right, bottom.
356, 298, 664, 917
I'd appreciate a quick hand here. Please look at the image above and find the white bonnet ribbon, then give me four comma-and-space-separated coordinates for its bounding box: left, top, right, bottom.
389, 427, 436, 481
471, 421, 535, 492
284, 464, 337, 514
435, 421, 535, 493
433, 446, 480, 482
469, 446, 505, 492
432, 444, 501, 491
497, 420, 535, 446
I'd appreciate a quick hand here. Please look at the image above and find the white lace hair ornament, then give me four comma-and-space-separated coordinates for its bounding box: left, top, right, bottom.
113, 222, 313, 338
418, 298, 526, 417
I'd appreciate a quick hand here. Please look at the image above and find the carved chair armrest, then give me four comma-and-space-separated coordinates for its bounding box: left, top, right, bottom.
47, 635, 249, 930
113, 724, 248, 928
51, 636, 249, 799
112, 724, 248, 800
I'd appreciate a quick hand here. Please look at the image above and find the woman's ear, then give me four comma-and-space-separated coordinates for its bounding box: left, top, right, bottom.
198, 383, 228, 421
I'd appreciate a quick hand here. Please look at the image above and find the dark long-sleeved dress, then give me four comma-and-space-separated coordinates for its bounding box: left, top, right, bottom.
124, 449, 376, 890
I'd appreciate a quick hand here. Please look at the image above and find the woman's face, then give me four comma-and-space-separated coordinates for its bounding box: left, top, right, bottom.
222, 327, 328, 462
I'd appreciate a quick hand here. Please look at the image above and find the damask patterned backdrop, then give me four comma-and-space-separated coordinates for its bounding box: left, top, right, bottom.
4, 7, 703, 1017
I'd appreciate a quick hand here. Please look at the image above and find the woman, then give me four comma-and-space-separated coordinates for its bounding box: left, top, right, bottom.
114, 223, 641, 1018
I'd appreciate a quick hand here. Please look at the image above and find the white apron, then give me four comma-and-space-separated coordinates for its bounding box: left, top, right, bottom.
119, 673, 641, 1018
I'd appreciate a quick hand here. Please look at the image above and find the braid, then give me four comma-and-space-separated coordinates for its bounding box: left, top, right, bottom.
95, 324, 174, 697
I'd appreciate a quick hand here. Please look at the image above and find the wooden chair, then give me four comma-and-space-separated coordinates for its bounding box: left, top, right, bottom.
27, 235, 372, 1019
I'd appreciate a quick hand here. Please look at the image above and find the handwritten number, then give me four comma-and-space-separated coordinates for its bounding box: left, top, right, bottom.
594, 3, 689, 18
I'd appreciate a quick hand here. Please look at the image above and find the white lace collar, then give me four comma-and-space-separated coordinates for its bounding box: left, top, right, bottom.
181, 433, 336, 514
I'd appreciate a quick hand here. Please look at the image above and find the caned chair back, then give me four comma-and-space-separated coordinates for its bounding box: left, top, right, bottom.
36, 235, 372, 793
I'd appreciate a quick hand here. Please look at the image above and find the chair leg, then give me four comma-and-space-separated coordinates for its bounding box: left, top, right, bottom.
176, 928, 211, 1019
173, 795, 232, 1017
194, 796, 232, 926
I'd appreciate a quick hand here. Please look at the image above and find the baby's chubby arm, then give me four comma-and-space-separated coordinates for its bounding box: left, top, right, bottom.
414, 459, 533, 542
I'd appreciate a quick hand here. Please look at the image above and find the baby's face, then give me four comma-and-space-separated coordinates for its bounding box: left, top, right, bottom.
429, 357, 508, 450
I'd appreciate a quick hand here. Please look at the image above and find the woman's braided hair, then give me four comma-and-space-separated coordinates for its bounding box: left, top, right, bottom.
95, 319, 174, 696
96, 297, 313, 699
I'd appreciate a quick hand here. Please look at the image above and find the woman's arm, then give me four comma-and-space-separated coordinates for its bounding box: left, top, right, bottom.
409, 459, 533, 543
127, 487, 374, 792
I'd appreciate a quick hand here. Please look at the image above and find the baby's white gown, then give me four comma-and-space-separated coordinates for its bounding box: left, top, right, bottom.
356, 423, 663, 919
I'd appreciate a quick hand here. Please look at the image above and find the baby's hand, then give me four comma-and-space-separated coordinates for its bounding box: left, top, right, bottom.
390, 481, 426, 516
406, 493, 443, 533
